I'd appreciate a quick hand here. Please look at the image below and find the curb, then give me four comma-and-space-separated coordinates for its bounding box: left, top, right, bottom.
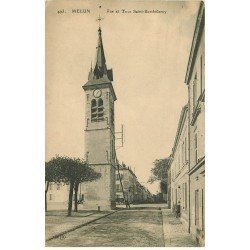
46, 210, 117, 242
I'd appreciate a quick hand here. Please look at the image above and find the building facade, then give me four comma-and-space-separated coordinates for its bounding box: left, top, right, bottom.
115, 164, 153, 204
47, 183, 69, 210
167, 163, 171, 208
115, 165, 137, 204
170, 104, 189, 230
168, 2, 205, 245
184, 2, 205, 246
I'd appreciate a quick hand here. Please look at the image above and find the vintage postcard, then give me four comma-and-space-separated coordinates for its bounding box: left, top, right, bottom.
45, 0, 205, 247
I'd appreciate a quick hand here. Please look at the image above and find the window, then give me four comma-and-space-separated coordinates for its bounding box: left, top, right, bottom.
49, 194, 53, 201
91, 98, 104, 122
185, 183, 187, 209
172, 188, 174, 204
57, 183, 61, 190
117, 173, 123, 180
195, 133, 198, 164
182, 184, 185, 209
111, 140, 114, 160
116, 184, 121, 192
202, 189, 204, 231
98, 98, 103, 107
195, 189, 199, 226
193, 73, 197, 111
200, 56, 203, 94
182, 142, 185, 165
91, 99, 97, 121
184, 137, 187, 161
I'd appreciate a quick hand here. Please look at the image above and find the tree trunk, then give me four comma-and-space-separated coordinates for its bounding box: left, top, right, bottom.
45, 181, 49, 212
74, 182, 79, 212
67, 181, 74, 216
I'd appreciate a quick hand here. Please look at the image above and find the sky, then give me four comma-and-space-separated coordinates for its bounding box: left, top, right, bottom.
46, 0, 200, 194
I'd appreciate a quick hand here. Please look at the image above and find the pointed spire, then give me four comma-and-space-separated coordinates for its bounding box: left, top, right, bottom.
93, 27, 107, 79
87, 17, 113, 82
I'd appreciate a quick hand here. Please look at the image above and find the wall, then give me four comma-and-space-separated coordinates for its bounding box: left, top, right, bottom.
170, 106, 189, 230
188, 19, 205, 246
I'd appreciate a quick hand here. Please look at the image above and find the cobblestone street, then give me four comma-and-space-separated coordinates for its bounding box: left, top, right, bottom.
46, 204, 197, 247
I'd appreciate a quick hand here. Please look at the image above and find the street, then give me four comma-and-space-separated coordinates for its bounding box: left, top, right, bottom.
46, 204, 165, 247
46, 203, 197, 247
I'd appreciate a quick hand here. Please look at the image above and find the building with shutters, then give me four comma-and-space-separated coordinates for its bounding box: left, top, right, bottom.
115, 164, 137, 204
170, 104, 189, 230
169, 2, 205, 245
115, 164, 153, 204
185, 1, 205, 245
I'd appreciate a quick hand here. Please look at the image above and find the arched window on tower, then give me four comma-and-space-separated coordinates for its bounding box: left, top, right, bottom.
91, 98, 104, 122
97, 98, 104, 121
91, 99, 97, 121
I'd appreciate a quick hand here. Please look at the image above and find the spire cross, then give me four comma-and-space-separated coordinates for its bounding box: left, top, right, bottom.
96, 14, 104, 28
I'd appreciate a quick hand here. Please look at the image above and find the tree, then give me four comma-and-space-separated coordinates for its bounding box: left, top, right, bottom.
72, 159, 101, 212
45, 161, 59, 212
148, 158, 170, 184
45, 162, 50, 212
45, 156, 101, 216
148, 158, 171, 199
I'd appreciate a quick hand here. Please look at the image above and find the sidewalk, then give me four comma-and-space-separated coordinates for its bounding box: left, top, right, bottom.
45, 210, 116, 241
161, 208, 198, 247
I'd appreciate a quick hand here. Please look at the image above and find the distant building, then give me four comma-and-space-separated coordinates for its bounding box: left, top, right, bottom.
167, 161, 171, 208
140, 185, 154, 203
184, 2, 205, 246
170, 105, 189, 230
115, 164, 137, 204
47, 182, 86, 210
115, 164, 153, 204
47, 183, 69, 210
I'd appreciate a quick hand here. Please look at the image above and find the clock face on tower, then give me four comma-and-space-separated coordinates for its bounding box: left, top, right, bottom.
93, 89, 102, 98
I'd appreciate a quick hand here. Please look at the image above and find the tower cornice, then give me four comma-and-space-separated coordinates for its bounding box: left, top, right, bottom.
82, 80, 117, 101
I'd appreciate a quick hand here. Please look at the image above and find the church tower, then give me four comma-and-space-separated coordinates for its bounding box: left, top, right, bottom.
82, 26, 116, 210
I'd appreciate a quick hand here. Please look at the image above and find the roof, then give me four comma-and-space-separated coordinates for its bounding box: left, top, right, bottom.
84, 76, 111, 88
87, 27, 113, 82
82, 80, 117, 101
184, 1, 205, 85
115, 164, 137, 178
83, 27, 116, 100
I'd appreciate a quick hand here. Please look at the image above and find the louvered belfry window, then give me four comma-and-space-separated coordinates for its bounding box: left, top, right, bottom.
91, 98, 104, 122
